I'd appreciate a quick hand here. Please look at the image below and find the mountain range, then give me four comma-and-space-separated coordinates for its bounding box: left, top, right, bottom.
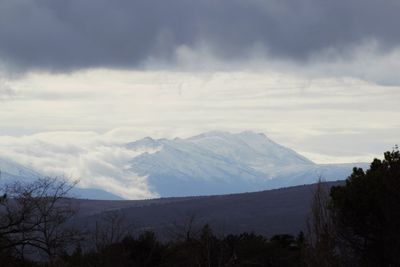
1, 131, 368, 199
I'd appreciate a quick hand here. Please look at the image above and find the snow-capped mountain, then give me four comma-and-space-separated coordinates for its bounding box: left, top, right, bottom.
1, 131, 368, 199
126, 131, 368, 197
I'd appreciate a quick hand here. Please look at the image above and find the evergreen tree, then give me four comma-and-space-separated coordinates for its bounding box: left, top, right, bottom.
330, 148, 400, 266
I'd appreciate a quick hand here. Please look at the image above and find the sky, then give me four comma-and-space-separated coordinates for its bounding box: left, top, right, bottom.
1, 0, 400, 198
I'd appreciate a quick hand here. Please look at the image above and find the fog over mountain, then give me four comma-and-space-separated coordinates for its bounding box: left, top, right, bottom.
0, 157, 123, 200
0, 131, 367, 199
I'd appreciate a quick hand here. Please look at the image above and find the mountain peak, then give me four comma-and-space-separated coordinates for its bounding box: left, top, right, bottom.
188, 130, 231, 140
127, 130, 319, 196
188, 130, 270, 141
235, 130, 271, 140
126, 136, 161, 150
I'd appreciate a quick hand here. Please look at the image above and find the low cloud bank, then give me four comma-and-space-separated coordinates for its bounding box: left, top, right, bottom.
0, 131, 159, 199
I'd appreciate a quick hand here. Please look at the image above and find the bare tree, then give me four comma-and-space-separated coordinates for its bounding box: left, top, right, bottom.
304, 179, 339, 267
167, 213, 202, 242
0, 177, 81, 263
93, 210, 134, 252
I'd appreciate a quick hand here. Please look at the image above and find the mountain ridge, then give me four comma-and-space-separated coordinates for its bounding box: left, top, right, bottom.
74, 181, 346, 239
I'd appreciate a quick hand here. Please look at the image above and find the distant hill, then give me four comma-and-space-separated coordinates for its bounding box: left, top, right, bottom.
74, 181, 345, 239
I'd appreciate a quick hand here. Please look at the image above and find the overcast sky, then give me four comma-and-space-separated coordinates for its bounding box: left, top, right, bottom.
1, 0, 399, 198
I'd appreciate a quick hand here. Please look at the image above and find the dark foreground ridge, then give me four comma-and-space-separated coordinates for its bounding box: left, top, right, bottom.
74, 181, 344, 238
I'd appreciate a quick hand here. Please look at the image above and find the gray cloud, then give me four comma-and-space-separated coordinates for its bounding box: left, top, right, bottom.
0, 0, 399, 73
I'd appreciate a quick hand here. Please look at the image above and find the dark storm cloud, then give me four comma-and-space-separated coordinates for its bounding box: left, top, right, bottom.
0, 0, 399, 72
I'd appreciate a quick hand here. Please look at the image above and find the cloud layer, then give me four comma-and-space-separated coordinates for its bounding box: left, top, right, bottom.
1, 0, 400, 77
0, 131, 159, 199
1, 70, 399, 163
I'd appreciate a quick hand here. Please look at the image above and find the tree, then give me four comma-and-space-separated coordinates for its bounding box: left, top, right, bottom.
304, 179, 340, 267
0, 177, 80, 264
93, 210, 134, 252
330, 148, 400, 266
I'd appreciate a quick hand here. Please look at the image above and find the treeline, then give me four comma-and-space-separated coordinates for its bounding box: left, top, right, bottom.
1, 148, 399, 266
61, 228, 305, 267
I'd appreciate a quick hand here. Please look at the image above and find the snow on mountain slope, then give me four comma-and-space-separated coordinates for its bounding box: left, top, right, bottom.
126, 131, 365, 197
187, 131, 313, 170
